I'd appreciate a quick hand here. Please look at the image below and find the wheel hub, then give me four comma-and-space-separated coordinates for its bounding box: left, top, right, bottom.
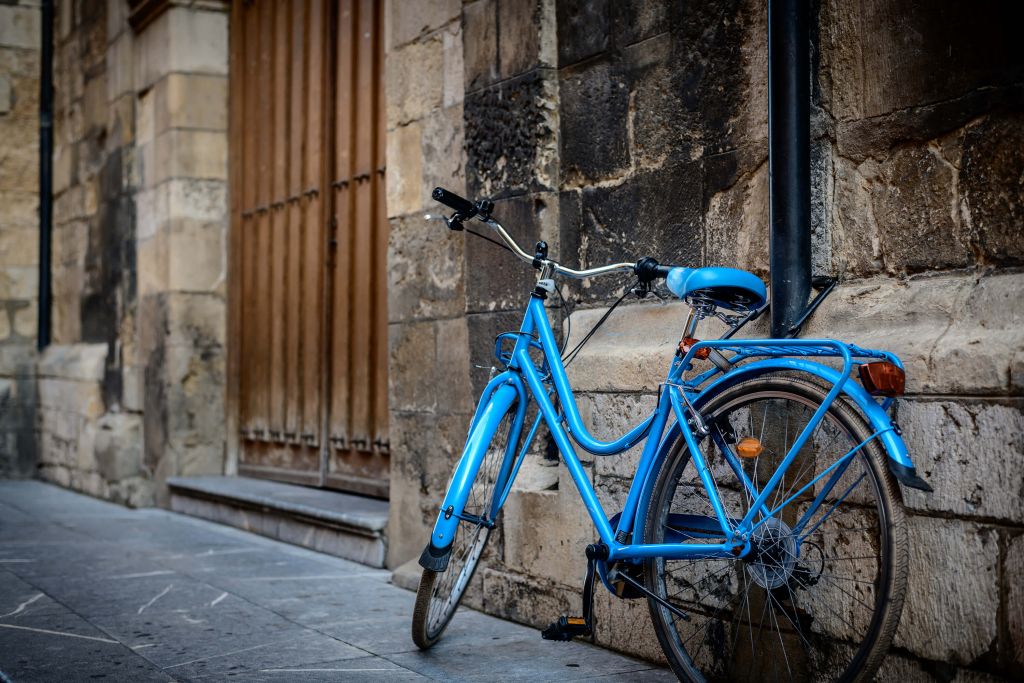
745, 517, 798, 589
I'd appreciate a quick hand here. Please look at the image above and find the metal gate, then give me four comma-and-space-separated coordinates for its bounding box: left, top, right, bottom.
228, 0, 389, 498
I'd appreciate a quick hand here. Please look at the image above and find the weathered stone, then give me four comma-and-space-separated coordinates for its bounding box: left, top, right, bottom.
481, 567, 577, 629
872, 144, 971, 274
556, 0, 608, 67
961, 112, 1024, 265
154, 73, 229, 134
420, 104, 465, 210
385, 36, 443, 127
503, 484, 593, 587
0, 5, 41, 50
441, 22, 463, 108
568, 159, 703, 303
559, 59, 630, 185
1006, 533, 1024, 668
464, 70, 557, 197
0, 224, 38, 268
388, 0, 459, 49
389, 319, 438, 413
93, 413, 143, 482
463, 192, 544, 313
497, 0, 541, 79
895, 516, 999, 663
387, 213, 465, 323
704, 160, 770, 275
898, 400, 1024, 524
38, 343, 107, 382
385, 121, 423, 217
150, 129, 228, 186
166, 218, 226, 293
461, 0, 497, 92
0, 75, 10, 115
134, 7, 228, 91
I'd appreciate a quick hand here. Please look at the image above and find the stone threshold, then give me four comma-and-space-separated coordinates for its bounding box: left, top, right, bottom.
168, 475, 389, 568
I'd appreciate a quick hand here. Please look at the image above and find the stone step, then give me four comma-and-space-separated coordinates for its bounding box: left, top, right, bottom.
167, 475, 388, 568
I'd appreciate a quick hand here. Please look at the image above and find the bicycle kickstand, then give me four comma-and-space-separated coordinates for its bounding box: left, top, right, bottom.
541, 544, 599, 642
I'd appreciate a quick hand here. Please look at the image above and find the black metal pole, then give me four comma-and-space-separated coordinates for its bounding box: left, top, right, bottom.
768, 0, 811, 338
38, 0, 53, 350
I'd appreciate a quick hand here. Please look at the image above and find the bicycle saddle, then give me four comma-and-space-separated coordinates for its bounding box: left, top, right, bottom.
666, 267, 767, 312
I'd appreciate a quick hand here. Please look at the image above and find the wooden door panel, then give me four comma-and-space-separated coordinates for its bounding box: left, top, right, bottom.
231, 0, 388, 497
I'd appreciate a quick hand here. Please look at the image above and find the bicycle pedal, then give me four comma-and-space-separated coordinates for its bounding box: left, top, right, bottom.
541, 616, 592, 642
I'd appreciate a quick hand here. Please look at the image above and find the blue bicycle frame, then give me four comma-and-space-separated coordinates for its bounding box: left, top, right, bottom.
429, 292, 922, 566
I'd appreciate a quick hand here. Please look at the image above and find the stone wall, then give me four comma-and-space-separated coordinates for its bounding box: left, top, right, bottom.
0, 0, 41, 478
37, 0, 228, 506
386, 0, 1024, 678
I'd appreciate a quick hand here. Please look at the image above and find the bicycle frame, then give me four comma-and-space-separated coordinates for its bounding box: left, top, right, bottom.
429, 292, 917, 565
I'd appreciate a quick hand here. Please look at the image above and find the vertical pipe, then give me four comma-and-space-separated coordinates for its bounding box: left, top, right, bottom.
768, 0, 811, 338
37, 0, 54, 350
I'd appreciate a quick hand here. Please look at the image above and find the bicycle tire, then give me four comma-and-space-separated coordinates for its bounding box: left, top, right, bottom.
411, 399, 520, 649
642, 371, 908, 682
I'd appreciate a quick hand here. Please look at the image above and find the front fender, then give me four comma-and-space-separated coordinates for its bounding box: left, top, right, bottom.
634, 358, 926, 545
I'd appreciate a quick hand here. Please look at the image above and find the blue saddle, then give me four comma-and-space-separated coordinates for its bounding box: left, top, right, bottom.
665, 267, 767, 312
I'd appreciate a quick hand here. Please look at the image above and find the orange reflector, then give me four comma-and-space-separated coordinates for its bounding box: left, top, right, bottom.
679, 337, 710, 360
858, 361, 906, 397
736, 437, 763, 459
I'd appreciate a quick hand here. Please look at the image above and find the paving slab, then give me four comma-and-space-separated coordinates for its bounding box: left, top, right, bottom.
0, 481, 672, 682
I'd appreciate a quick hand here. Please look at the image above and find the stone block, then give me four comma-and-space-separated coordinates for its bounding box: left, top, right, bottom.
385, 36, 443, 127
610, 0, 670, 48
134, 7, 228, 92
0, 309, 9, 341
167, 219, 226, 293
106, 32, 134, 103
1006, 533, 1024, 667
0, 5, 41, 50
895, 516, 999, 663
442, 23, 463, 108
0, 224, 38, 268
38, 343, 107, 382
498, 0, 542, 78
481, 566, 576, 629
151, 129, 228, 186
462, 0, 497, 92
434, 317, 474, 414
569, 159, 703, 303
704, 160, 770, 275
872, 144, 971, 274
388, 320, 438, 413
38, 378, 103, 419
961, 112, 1024, 265
420, 104, 465, 210
154, 73, 229, 134
556, 0, 608, 67
464, 193, 544, 313
385, 121, 423, 217
388, 0, 459, 49
93, 413, 143, 482
503, 486, 593, 588
559, 59, 630, 185
898, 399, 1024, 524
386, 213, 465, 323
12, 301, 35, 338
579, 392, 656, 480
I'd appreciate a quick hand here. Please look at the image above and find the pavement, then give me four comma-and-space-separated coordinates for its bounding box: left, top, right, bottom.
0, 481, 674, 682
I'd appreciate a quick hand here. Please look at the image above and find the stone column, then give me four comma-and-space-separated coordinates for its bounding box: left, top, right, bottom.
133, 2, 229, 505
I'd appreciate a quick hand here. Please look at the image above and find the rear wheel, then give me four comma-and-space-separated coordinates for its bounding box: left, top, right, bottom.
643, 372, 907, 682
411, 401, 519, 649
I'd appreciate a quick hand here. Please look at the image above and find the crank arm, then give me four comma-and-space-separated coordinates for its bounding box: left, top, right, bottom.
607, 567, 690, 622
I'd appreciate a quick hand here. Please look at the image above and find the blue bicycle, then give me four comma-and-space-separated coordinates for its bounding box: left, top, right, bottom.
412, 187, 931, 682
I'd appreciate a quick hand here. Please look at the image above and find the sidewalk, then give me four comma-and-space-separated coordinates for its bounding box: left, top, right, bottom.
0, 481, 673, 682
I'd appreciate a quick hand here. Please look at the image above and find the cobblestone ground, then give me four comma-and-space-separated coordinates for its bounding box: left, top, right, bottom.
0, 481, 673, 682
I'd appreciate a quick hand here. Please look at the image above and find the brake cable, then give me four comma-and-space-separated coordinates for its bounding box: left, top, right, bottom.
459, 222, 635, 369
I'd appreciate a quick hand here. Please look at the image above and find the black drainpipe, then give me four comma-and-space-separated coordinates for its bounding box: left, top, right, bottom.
767, 0, 811, 338
37, 0, 54, 350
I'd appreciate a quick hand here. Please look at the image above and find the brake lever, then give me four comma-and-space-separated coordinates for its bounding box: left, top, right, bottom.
424, 213, 464, 231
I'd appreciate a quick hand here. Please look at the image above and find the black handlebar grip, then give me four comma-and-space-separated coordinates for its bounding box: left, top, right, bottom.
432, 187, 476, 215
635, 256, 673, 283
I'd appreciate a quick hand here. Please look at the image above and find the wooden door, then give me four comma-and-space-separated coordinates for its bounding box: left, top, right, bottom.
229, 0, 389, 498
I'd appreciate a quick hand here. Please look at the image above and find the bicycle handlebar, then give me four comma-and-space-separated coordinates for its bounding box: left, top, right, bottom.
431, 186, 674, 282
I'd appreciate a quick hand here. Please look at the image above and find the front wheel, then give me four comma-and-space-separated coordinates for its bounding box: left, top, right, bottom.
643, 372, 908, 682
411, 398, 520, 649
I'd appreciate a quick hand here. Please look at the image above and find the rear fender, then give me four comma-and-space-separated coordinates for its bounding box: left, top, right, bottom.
633, 358, 927, 546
